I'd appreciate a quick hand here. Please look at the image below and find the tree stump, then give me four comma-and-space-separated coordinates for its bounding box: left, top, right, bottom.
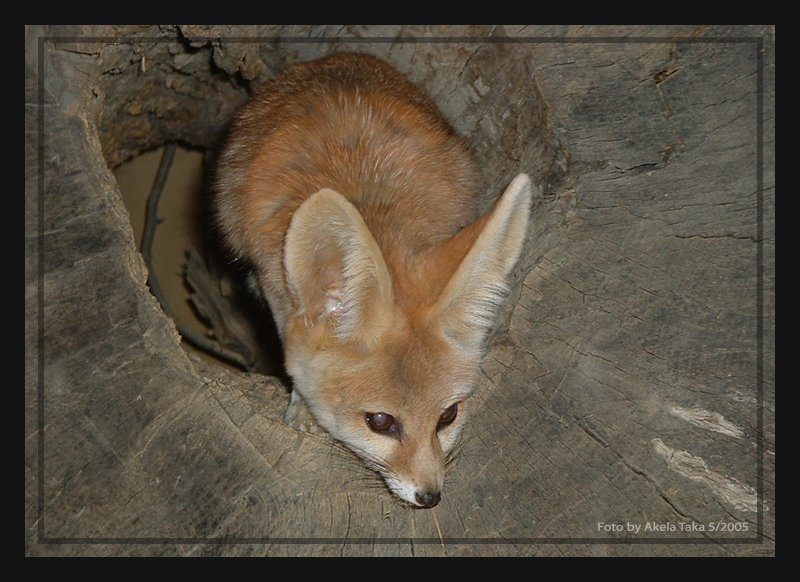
25, 25, 774, 556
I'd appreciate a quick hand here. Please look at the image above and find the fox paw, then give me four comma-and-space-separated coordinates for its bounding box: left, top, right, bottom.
285, 391, 321, 434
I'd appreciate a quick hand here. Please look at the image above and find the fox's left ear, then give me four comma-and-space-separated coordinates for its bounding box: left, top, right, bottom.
430, 173, 532, 356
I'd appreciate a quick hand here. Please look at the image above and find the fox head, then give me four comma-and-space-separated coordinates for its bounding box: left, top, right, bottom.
281, 174, 532, 507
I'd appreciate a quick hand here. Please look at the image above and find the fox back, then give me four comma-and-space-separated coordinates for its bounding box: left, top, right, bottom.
215, 52, 531, 508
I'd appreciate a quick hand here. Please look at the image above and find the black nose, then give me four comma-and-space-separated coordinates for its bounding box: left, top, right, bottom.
415, 491, 441, 508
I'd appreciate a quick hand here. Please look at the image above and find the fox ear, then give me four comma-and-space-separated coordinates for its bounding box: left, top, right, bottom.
431, 173, 532, 356
284, 188, 394, 341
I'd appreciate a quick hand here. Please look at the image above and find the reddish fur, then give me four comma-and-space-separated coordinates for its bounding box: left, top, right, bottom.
216, 52, 483, 325
215, 52, 530, 506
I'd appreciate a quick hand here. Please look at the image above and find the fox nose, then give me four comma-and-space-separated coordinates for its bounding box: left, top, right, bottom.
415, 491, 441, 508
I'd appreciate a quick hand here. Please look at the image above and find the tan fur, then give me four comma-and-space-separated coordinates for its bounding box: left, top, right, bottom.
215, 52, 531, 507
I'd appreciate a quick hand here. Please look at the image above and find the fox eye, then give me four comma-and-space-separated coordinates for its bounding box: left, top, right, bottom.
437, 403, 458, 430
366, 412, 399, 436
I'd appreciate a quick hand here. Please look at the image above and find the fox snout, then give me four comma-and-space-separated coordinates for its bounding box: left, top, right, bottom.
385, 472, 444, 508
394, 481, 442, 508
283, 319, 469, 509
378, 432, 448, 508
316, 401, 457, 509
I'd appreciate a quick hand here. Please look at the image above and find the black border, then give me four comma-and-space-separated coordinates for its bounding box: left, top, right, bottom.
35, 32, 768, 546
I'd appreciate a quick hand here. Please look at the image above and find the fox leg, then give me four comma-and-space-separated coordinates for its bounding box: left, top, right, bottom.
285, 389, 321, 433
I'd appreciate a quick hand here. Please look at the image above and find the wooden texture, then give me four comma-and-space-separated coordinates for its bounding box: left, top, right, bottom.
25, 25, 774, 556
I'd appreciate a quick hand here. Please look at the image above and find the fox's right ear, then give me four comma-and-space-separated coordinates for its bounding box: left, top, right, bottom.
430, 173, 532, 357
284, 189, 394, 343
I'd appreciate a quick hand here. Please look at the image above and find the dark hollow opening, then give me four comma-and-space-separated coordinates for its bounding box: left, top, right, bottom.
114, 141, 289, 381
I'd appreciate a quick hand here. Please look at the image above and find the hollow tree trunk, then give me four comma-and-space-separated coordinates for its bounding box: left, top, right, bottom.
24, 25, 775, 556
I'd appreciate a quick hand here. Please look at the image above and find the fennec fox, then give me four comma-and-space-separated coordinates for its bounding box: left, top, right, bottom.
215, 52, 531, 508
